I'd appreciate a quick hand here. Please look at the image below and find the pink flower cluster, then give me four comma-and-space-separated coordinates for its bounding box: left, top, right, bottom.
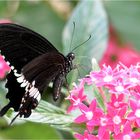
67, 63, 140, 140
0, 19, 11, 78
0, 55, 10, 78
100, 26, 140, 69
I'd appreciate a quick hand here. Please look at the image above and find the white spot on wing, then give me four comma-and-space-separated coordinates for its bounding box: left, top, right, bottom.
14, 69, 17, 73
14, 72, 22, 77
19, 76, 41, 102
36, 93, 41, 101
30, 88, 38, 97
27, 83, 41, 102
20, 81, 28, 87
11, 66, 14, 70
6, 61, 10, 65
17, 75, 24, 83
32, 81, 35, 86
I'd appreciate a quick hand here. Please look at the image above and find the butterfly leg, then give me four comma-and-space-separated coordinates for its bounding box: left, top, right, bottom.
53, 74, 65, 101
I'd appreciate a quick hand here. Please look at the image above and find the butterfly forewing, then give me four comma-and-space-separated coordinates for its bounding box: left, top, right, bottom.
0, 23, 58, 71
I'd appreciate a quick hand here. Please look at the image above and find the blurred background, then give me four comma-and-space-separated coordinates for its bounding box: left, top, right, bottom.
0, 0, 140, 139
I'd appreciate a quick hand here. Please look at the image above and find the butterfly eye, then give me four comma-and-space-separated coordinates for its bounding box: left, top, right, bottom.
67, 52, 75, 61
71, 53, 75, 60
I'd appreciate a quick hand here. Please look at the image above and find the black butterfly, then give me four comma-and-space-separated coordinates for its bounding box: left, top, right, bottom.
0, 23, 75, 121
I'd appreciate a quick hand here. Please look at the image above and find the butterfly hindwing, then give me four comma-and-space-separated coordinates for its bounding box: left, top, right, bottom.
0, 71, 25, 116
5, 71, 25, 111
9, 52, 66, 118
22, 52, 66, 92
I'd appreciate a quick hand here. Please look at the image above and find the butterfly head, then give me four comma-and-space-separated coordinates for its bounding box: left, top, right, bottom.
66, 52, 75, 61
65, 52, 75, 73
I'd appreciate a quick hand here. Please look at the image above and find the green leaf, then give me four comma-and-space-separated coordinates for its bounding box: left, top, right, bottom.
0, 81, 8, 107
35, 100, 65, 114
63, 0, 108, 60
8, 100, 74, 131
93, 85, 106, 111
105, 1, 140, 50
83, 83, 106, 112
0, 122, 61, 139
0, 1, 8, 17
58, 130, 75, 140
11, 1, 65, 52
91, 58, 100, 71
84, 82, 106, 111
62, 0, 108, 83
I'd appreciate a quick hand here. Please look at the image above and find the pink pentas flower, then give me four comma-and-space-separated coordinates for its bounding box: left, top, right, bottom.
98, 116, 111, 139
127, 99, 140, 127
131, 88, 140, 105
89, 63, 136, 95
107, 106, 127, 135
66, 79, 87, 113
98, 129, 110, 140
108, 78, 132, 95
0, 55, 10, 78
0, 19, 12, 24
127, 65, 140, 85
66, 87, 86, 113
99, 26, 140, 69
89, 64, 121, 87
100, 40, 140, 69
70, 79, 85, 94
107, 94, 127, 109
113, 121, 140, 140
75, 100, 103, 133
120, 63, 140, 87
86, 108, 104, 132
88, 112, 112, 139
88, 64, 132, 90
67, 63, 140, 139
74, 130, 98, 140
74, 99, 102, 124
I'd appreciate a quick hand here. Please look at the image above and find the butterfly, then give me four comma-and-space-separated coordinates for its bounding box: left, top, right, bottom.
0, 23, 75, 121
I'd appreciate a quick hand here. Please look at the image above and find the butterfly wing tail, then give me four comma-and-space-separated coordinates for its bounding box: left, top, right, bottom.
0, 102, 11, 116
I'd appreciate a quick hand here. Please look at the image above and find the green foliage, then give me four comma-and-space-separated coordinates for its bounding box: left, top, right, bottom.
12, 1, 65, 52
12, 100, 74, 131
63, 0, 108, 83
93, 85, 106, 112
0, 81, 8, 107
0, 122, 61, 139
63, 1, 108, 60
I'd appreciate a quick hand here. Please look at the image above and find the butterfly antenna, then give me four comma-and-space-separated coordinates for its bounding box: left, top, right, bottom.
9, 112, 20, 126
69, 22, 76, 52
71, 35, 91, 52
